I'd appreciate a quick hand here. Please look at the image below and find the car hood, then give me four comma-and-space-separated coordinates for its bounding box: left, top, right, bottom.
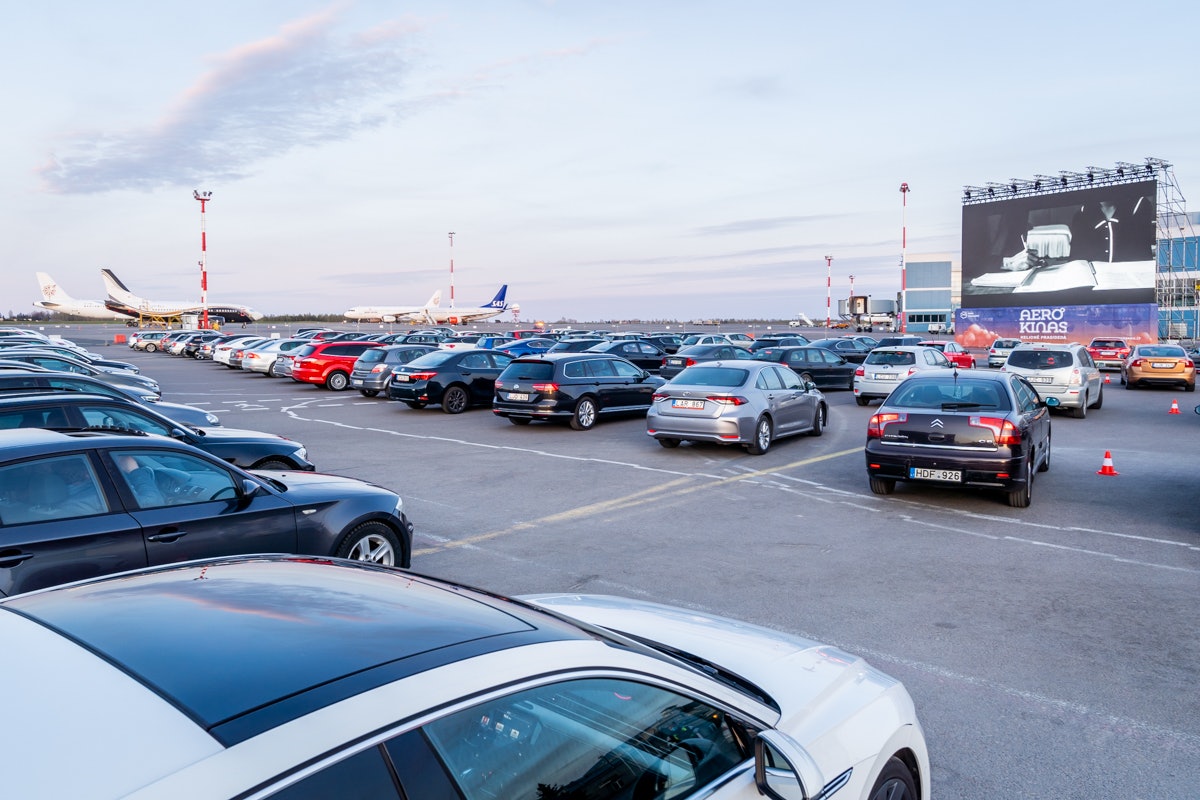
521, 594, 900, 729
192, 426, 297, 447
251, 470, 390, 500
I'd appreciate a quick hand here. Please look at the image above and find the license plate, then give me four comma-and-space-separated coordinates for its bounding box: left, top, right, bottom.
1100, 351, 1115, 356
910, 467, 961, 482
351, 379, 363, 386
672, 399, 705, 409
507, 392, 529, 401
1029, 376, 1053, 384
1151, 362, 1173, 369
396, 374, 411, 382
666, 359, 683, 367
872, 373, 897, 381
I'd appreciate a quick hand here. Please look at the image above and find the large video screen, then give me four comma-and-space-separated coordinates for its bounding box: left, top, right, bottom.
961, 179, 1157, 308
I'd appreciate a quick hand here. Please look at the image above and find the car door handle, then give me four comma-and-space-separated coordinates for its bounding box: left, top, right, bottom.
146, 528, 188, 543
0, 551, 34, 568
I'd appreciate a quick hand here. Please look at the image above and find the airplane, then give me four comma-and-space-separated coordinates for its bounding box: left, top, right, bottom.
101, 268, 264, 324
33, 272, 131, 320
420, 285, 515, 325
342, 290, 443, 323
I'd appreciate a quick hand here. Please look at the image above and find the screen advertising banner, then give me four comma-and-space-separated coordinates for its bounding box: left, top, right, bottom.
961, 179, 1158, 309
955, 303, 1159, 349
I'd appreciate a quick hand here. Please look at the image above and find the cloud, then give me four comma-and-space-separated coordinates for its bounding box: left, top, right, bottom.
691, 214, 848, 236
39, 6, 420, 194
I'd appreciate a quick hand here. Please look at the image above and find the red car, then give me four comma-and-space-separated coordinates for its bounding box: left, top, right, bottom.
1086, 338, 1131, 370
290, 341, 383, 390
919, 340, 976, 369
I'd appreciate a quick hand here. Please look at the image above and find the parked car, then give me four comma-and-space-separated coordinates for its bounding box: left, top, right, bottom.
0, 351, 160, 396
0, 393, 314, 471
388, 349, 514, 413
748, 334, 811, 352
493, 337, 557, 357
349, 345, 437, 397
638, 333, 684, 354
439, 333, 515, 352
0, 370, 220, 427
919, 340, 976, 369
1086, 337, 1132, 370
807, 337, 874, 364
752, 345, 856, 390
0, 432, 412, 598
548, 337, 606, 353
0, 553, 928, 800
679, 333, 739, 347
1001, 342, 1102, 418
987, 337, 1022, 368
291, 341, 384, 391
853, 346, 953, 406
647, 361, 827, 454
213, 336, 267, 367
874, 335, 926, 348
493, 353, 665, 430
584, 340, 668, 371
864, 370, 1052, 507
0, 343, 140, 374
659, 344, 756, 380
1120, 343, 1195, 391
129, 330, 170, 351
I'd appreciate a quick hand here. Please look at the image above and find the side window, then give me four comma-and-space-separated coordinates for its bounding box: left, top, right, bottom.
822, 350, 843, 364
421, 678, 750, 800
460, 353, 489, 369
563, 361, 586, 379
487, 353, 514, 369
778, 367, 803, 389
612, 359, 643, 379
110, 449, 238, 510
1013, 378, 1040, 411
266, 746, 400, 800
586, 359, 618, 378
80, 405, 171, 435
756, 368, 784, 390
0, 454, 109, 524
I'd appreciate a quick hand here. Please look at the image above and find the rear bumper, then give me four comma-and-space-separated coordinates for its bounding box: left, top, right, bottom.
492, 400, 572, 419
646, 414, 752, 444
865, 444, 1026, 490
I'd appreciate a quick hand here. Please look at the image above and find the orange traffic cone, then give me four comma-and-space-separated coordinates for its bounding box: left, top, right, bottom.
1169, 399, 1181, 414
1097, 451, 1119, 476
1104, 374, 1111, 384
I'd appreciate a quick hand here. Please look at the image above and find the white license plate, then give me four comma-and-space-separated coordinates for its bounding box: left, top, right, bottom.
396, 374, 411, 382
666, 359, 683, 367
1100, 351, 1116, 356
507, 392, 529, 401
351, 379, 363, 386
1151, 362, 1173, 369
872, 373, 898, 381
672, 399, 705, 409
910, 467, 961, 482
1029, 376, 1053, 384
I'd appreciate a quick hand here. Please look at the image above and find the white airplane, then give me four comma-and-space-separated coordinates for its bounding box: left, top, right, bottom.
33, 272, 130, 320
101, 268, 264, 324
342, 290, 443, 323
420, 285, 515, 325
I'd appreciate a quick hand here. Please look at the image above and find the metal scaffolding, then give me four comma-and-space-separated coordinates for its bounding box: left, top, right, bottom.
1151, 159, 1199, 338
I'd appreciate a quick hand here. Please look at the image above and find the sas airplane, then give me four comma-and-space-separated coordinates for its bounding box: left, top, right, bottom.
101, 268, 264, 324
421, 285, 516, 325
343, 290, 442, 323
33, 272, 130, 320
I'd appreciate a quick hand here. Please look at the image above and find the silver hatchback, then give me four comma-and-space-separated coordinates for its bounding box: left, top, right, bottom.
1001, 342, 1102, 418
853, 345, 953, 406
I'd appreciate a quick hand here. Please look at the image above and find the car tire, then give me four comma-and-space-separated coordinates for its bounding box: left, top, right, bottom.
404, 401, 426, 409
1090, 385, 1103, 409
1071, 394, 1087, 419
855, 396, 870, 407
799, 372, 814, 385
846, 374, 855, 391
1038, 436, 1051, 472
867, 757, 918, 800
809, 404, 825, 436
868, 475, 895, 495
145, 343, 158, 352
1007, 456, 1033, 508
252, 458, 293, 470
1125, 377, 1136, 390
570, 397, 598, 430
1186, 382, 1195, 393
746, 416, 772, 455
508, 417, 532, 425
336, 521, 401, 566
441, 385, 470, 414
658, 437, 681, 448
359, 389, 379, 398
326, 371, 350, 391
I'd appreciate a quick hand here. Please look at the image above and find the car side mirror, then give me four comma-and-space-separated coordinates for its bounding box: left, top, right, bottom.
804, 380, 817, 391
754, 730, 828, 800
241, 479, 263, 498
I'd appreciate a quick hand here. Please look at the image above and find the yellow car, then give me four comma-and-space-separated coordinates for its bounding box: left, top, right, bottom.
1120, 344, 1195, 391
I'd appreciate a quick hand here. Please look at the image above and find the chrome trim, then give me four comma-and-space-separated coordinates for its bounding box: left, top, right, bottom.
879, 440, 999, 452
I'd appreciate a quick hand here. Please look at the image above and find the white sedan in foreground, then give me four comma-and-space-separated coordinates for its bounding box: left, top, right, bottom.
1, 555, 929, 800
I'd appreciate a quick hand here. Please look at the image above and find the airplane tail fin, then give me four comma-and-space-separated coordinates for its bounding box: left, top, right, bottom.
485, 285, 508, 309
427, 290, 442, 308
36, 272, 70, 303
100, 268, 136, 302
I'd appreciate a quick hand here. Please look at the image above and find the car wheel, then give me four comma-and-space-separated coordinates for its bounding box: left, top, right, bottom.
441, 385, 470, 414
570, 397, 598, 430
252, 458, 293, 470
1125, 377, 1136, 390
658, 437, 681, 448
867, 757, 918, 800
809, 404, 825, 436
404, 401, 427, 409
1038, 435, 1051, 472
326, 371, 350, 391
746, 416, 772, 455
798, 372, 814, 385
1071, 394, 1087, 419
268, 361, 280, 377
855, 396, 870, 407
359, 389, 379, 398
1186, 382, 1195, 393
336, 521, 401, 566
868, 475, 895, 495
1090, 385, 1103, 409
1007, 456, 1033, 507
145, 343, 157, 352
846, 374, 855, 391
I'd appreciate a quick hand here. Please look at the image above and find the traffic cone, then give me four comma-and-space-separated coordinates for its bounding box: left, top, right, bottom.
1104, 374, 1111, 384
1169, 399, 1181, 414
1097, 451, 1119, 476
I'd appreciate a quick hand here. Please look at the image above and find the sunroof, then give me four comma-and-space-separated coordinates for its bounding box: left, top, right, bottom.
7, 557, 577, 744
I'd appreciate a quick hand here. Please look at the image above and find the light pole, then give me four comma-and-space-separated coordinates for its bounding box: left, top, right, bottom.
825, 255, 833, 329
193, 190, 212, 328
899, 182, 909, 333
448, 232, 456, 309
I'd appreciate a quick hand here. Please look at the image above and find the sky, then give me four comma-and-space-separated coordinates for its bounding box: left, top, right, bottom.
3, 0, 1199, 323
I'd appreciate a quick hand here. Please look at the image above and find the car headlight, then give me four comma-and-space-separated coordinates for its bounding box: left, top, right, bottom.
205, 413, 220, 425
393, 496, 405, 516
294, 446, 308, 461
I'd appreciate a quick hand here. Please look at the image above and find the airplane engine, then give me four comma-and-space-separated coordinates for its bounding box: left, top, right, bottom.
383, 315, 396, 323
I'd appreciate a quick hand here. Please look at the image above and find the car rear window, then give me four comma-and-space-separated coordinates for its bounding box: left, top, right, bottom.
498, 361, 555, 381
1090, 340, 1126, 348
671, 366, 748, 387
865, 350, 916, 366
890, 380, 1012, 410
292, 345, 318, 358
1007, 350, 1072, 369
992, 339, 1021, 349
357, 349, 387, 364
1136, 345, 1185, 358
405, 350, 458, 368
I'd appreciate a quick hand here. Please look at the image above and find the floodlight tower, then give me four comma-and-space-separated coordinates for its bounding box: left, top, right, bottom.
899, 182, 909, 333
448, 232, 456, 309
193, 190, 212, 328
825, 255, 833, 329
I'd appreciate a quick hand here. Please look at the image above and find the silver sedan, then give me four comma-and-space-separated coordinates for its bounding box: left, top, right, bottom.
646, 360, 826, 455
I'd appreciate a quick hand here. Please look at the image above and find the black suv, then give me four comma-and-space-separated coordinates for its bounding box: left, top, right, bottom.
0, 393, 314, 471
492, 353, 665, 430
0, 428, 412, 596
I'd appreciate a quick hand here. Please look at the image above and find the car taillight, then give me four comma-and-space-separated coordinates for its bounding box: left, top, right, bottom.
407, 371, 437, 381
907, 367, 919, 376
1068, 368, 1082, 386
707, 395, 748, 405
1186, 359, 1195, 369
532, 382, 558, 393
686, 358, 697, 367
970, 415, 1021, 445
1129, 358, 1143, 368
867, 412, 906, 438
652, 392, 669, 401
855, 366, 865, 377
371, 364, 387, 373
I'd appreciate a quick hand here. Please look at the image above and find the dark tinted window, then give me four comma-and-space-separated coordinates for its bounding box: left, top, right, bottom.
358, 349, 387, 364
865, 350, 916, 366
266, 746, 399, 800
293, 345, 318, 359
0, 454, 109, 523
406, 351, 459, 368
1007, 350, 1072, 369
498, 361, 554, 381
672, 366, 748, 387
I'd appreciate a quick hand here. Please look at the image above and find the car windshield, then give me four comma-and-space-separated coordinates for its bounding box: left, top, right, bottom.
865, 350, 916, 366
890, 380, 1012, 410
671, 366, 748, 387
1007, 350, 1071, 369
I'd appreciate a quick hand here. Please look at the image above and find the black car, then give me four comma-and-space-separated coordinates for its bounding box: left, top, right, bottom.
492, 353, 666, 430
0, 351, 161, 396
659, 344, 756, 380
0, 428, 413, 596
0, 393, 314, 471
388, 349, 514, 413
0, 370, 221, 428
807, 337, 874, 364
639, 333, 684, 354
752, 346, 856, 390
349, 345, 437, 397
548, 338, 605, 353
864, 370, 1051, 507
748, 335, 811, 352
584, 340, 668, 371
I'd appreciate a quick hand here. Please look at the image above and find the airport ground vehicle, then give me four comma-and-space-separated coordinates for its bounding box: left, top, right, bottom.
492, 353, 664, 430
0, 554, 928, 800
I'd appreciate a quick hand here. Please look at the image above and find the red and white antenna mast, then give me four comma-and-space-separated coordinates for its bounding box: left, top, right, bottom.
193, 190, 212, 329
899, 182, 909, 333
824, 255, 833, 329
448, 232, 456, 309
